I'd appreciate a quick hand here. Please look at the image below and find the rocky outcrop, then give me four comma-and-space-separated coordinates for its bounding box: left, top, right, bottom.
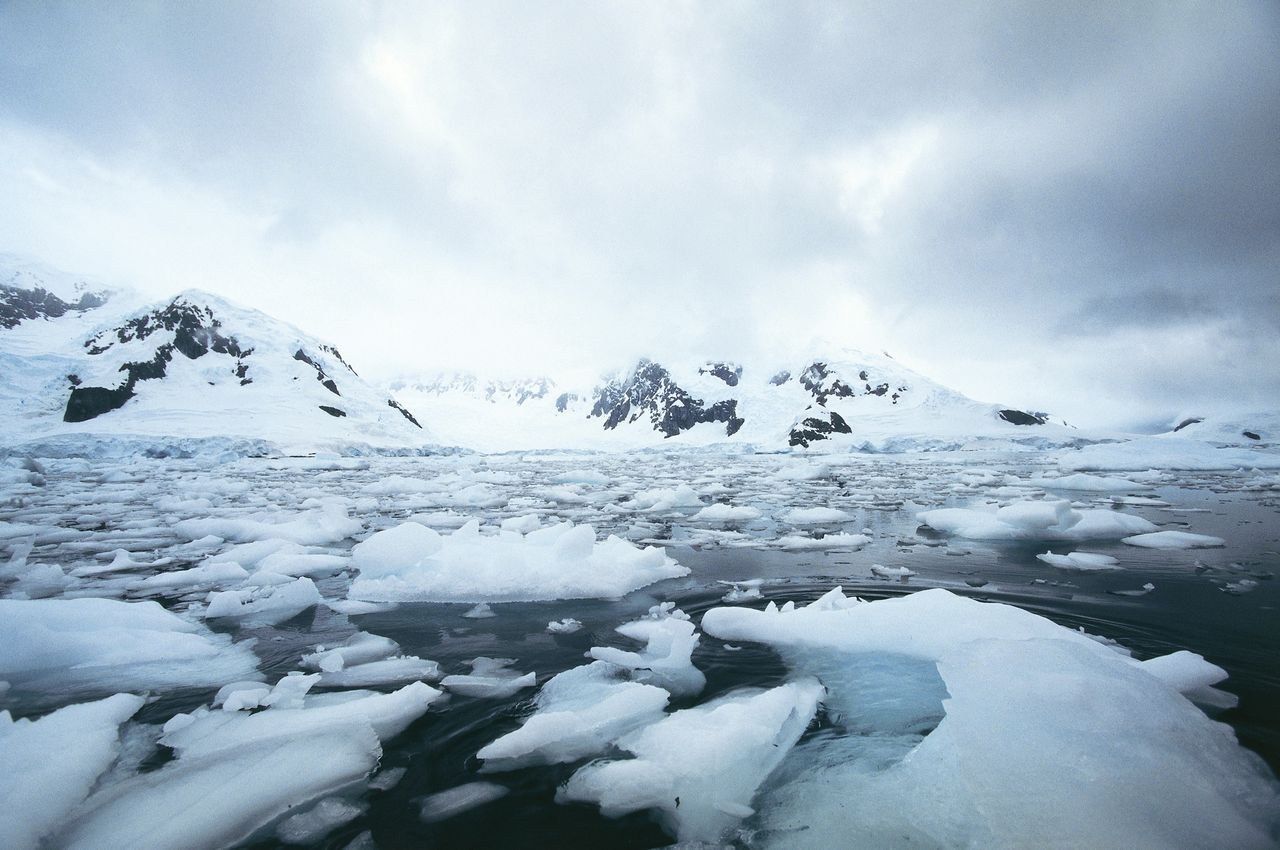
788, 407, 852, 447
1, 284, 106, 329
590, 359, 744, 438
65, 298, 253, 422
699, 362, 742, 387
996, 409, 1048, 426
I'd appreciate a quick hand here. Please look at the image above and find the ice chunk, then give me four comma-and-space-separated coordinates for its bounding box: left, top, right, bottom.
919, 500, 1157, 541
691, 504, 763, 523
630, 485, 704, 511
1122, 531, 1226, 549
0, 694, 144, 850
0, 598, 259, 695
174, 505, 362, 547
349, 520, 688, 603
129, 561, 250, 592
701, 588, 1280, 850
204, 576, 321, 624
589, 604, 705, 698
774, 532, 870, 550
302, 632, 400, 672
546, 618, 583, 634
558, 679, 824, 844
719, 579, 764, 603
1035, 551, 1121, 571
441, 658, 536, 699
1030, 473, 1151, 491
320, 657, 441, 688
477, 661, 669, 769
870, 564, 915, 579
419, 782, 510, 823
277, 797, 367, 845
783, 507, 853, 524
462, 602, 496, 619
501, 514, 542, 534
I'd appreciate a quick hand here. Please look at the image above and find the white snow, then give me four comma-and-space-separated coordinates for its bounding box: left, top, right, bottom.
919, 499, 1158, 541
348, 520, 687, 603
558, 679, 824, 844
1122, 531, 1227, 549
0, 694, 144, 850
700, 588, 1280, 850
1035, 550, 1121, 571
0, 597, 259, 694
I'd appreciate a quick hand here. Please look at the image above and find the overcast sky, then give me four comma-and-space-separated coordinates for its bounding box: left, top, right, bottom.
2, 1, 1277, 429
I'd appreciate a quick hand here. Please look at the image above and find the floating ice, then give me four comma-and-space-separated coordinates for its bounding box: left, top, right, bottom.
0, 693, 144, 850
919, 499, 1157, 541
720, 579, 764, 604
691, 504, 762, 523
54, 683, 442, 850
1122, 531, 1226, 549
277, 797, 367, 845
174, 505, 362, 546
774, 532, 870, 550
204, 576, 321, 624
348, 520, 688, 603
546, 618, 583, 634
441, 658, 536, 699
589, 603, 705, 698
783, 507, 853, 524
1030, 473, 1151, 491
870, 564, 915, 579
0, 598, 259, 694
419, 782, 510, 823
1111, 582, 1157, 597
462, 602, 496, 619
629, 484, 704, 511
129, 561, 250, 592
701, 588, 1280, 849
558, 679, 824, 844
477, 661, 669, 769
1035, 551, 1121, 571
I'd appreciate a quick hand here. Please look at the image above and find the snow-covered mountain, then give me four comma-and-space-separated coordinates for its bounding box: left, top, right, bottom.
0, 259, 431, 454
1164, 412, 1278, 446
391, 353, 1076, 453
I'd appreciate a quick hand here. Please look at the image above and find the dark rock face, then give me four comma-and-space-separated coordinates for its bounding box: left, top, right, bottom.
1, 285, 106, 329
769, 370, 791, 386
65, 298, 253, 423
1242, 430, 1261, 441
293, 349, 341, 396
997, 409, 1048, 426
319, 405, 346, 418
589, 359, 744, 438
555, 392, 578, 413
699, 362, 742, 387
387, 399, 422, 428
320, 344, 357, 375
1173, 417, 1204, 432
789, 408, 852, 447
800, 361, 907, 405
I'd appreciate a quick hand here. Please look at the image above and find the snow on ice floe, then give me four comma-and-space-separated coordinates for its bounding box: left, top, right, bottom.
300, 631, 440, 688
1029, 472, 1151, 491
1035, 550, 1121, 571
782, 506, 853, 524
588, 603, 705, 698
546, 617, 583, 634
440, 658, 536, 699
347, 519, 687, 602
700, 588, 1280, 850
0, 597, 259, 695
52, 682, 442, 850
173, 505, 362, 547
203, 576, 322, 625
918, 498, 1157, 541
1122, 531, 1227, 550
0, 693, 144, 850
773, 532, 870, 550
558, 679, 824, 844
477, 661, 670, 769
689, 503, 762, 523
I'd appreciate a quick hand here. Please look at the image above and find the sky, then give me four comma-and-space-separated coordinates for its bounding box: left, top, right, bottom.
1, 1, 1277, 430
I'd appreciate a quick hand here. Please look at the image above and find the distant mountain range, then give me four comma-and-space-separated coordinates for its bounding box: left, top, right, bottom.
4, 255, 1271, 454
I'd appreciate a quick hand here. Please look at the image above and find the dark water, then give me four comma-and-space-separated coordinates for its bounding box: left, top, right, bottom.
232, 482, 1280, 850
5, 456, 1279, 849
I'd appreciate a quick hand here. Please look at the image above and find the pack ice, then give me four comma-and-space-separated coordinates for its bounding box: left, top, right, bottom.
701, 588, 1280, 849
347, 519, 688, 602
918, 498, 1158, 541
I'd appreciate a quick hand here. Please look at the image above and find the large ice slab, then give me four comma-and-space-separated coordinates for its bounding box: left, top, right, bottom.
348, 520, 688, 602
54, 682, 441, 850
701, 588, 1280, 850
918, 499, 1157, 541
0, 693, 144, 850
558, 679, 824, 844
0, 597, 259, 694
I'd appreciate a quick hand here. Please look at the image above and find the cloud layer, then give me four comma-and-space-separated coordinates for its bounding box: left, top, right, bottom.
2, 2, 1277, 428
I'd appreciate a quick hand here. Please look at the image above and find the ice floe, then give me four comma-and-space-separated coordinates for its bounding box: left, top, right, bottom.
1122, 531, 1227, 549
919, 499, 1157, 541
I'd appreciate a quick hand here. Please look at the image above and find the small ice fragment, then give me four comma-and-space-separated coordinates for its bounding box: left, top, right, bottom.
870, 564, 915, 579
462, 603, 496, 619
369, 766, 407, 791
419, 782, 509, 823
1122, 531, 1226, 550
277, 797, 366, 845
1110, 582, 1156, 597
546, 618, 583, 634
